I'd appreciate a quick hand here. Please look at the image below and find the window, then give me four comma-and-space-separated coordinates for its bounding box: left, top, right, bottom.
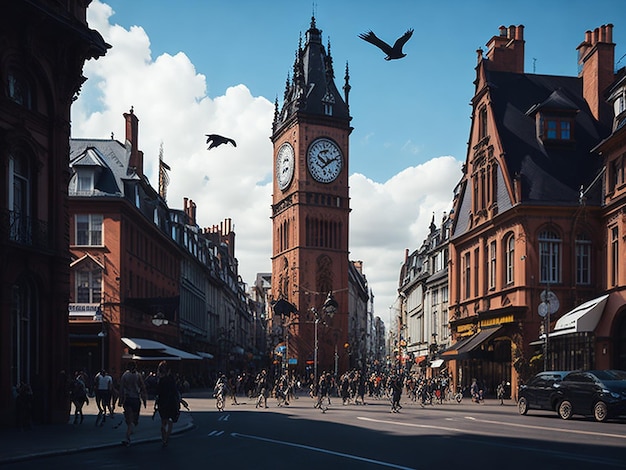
542, 117, 572, 141
489, 241, 497, 289
7, 70, 33, 109
441, 286, 448, 303
76, 268, 102, 303
8, 153, 32, 243
575, 233, 591, 285
478, 106, 487, 139
76, 214, 103, 246
76, 170, 94, 193
539, 230, 561, 284
505, 234, 515, 285
463, 252, 471, 299
474, 248, 480, 297
432, 289, 439, 306
611, 227, 619, 287
611, 156, 624, 191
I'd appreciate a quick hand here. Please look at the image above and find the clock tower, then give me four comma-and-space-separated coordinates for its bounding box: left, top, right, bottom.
271, 16, 352, 376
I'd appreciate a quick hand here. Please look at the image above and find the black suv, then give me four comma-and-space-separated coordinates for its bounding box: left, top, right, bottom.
517, 371, 569, 416
556, 370, 626, 422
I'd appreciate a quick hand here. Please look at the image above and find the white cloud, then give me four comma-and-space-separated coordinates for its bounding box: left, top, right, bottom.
74, 1, 463, 326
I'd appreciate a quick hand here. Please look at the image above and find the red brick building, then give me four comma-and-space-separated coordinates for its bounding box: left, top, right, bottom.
270, 17, 352, 378
445, 24, 620, 398
0, 1, 108, 425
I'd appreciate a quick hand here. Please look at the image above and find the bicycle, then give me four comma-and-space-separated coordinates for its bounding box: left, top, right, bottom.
215, 391, 225, 412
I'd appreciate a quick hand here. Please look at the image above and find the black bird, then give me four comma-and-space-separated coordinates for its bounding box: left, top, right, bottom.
205, 134, 237, 150
358, 29, 414, 60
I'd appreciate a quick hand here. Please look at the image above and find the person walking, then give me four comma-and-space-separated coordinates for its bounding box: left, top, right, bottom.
118, 361, 147, 447
94, 369, 113, 426
70, 371, 88, 424
154, 361, 180, 448
497, 380, 507, 405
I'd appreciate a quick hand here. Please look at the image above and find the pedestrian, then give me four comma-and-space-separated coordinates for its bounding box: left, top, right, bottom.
389, 374, 403, 413
70, 371, 88, 424
94, 369, 113, 426
118, 361, 147, 447
254, 369, 269, 409
497, 380, 506, 405
154, 361, 180, 448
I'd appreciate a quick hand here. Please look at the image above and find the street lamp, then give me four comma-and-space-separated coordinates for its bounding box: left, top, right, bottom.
95, 306, 106, 370
152, 311, 169, 327
313, 292, 338, 386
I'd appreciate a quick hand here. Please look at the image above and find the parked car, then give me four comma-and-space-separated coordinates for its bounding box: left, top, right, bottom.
517, 371, 569, 416
556, 370, 626, 422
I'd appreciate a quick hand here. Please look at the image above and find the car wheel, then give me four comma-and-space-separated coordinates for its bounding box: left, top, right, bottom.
593, 401, 608, 422
558, 399, 573, 420
517, 397, 529, 415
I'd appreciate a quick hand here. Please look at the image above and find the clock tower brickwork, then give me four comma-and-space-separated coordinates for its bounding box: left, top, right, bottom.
271, 17, 352, 376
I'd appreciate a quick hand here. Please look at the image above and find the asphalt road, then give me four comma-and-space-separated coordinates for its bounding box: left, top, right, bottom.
5, 392, 626, 469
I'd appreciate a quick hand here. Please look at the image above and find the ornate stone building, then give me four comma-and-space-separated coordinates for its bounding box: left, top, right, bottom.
0, 0, 108, 425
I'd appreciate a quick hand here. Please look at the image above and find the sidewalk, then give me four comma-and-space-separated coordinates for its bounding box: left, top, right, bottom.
0, 398, 194, 465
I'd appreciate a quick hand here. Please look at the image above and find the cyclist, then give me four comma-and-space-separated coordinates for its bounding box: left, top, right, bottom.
214, 374, 227, 412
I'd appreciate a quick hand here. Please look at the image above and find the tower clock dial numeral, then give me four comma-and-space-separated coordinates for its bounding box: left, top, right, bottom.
276, 142, 295, 191
307, 138, 343, 183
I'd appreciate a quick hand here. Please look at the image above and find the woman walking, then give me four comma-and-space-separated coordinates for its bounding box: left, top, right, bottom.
155, 361, 180, 448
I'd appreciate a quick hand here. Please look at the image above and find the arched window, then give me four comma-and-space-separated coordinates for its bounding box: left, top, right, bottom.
505, 234, 515, 285
539, 230, 561, 284
575, 233, 591, 285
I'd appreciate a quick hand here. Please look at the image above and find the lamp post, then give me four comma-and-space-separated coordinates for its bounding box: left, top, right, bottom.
271, 298, 298, 376
95, 306, 106, 370
313, 292, 338, 386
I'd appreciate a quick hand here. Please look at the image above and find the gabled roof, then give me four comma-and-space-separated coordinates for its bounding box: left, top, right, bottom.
70, 252, 105, 270
488, 71, 608, 204
69, 138, 138, 197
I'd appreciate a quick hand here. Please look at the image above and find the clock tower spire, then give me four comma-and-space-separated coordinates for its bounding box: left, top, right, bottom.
271, 16, 352, 377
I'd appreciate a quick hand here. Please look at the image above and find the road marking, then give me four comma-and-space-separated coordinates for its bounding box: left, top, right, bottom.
357, 417, 625, 467
231, 432, 418, 470
218, 414, 230, 421
358, 416, 626, 440
462, 416, 626, 440
208, 430, 225, 437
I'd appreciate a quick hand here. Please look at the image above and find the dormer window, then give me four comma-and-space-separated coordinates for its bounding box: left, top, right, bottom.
539, 115, 574, 142
545, 118, 571, 140
76, 169, 94, 194
322, 91, 335, 116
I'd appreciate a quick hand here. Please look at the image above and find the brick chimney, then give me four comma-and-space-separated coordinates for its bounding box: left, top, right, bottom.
123, 107, 143, 177
183, 198, 197, 226
484, 25, 525, 73
577, 24, 615, 124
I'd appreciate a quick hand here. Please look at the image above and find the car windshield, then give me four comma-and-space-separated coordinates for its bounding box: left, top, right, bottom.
591, 370, 626, 381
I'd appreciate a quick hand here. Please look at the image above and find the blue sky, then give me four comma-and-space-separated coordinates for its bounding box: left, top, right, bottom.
73, 1, 625, 326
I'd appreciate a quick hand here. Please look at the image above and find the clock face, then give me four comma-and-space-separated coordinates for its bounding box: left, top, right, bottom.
307, 138, 343, 183
276, 142, 295, 191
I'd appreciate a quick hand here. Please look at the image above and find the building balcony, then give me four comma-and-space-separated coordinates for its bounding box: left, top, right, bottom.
1, 209, 50, 250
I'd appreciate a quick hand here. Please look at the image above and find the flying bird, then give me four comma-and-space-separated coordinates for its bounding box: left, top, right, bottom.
205, 134, 237, 150
358, 29, 414, 60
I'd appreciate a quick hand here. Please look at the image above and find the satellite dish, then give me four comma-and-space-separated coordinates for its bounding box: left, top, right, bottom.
540, 290, 560, 315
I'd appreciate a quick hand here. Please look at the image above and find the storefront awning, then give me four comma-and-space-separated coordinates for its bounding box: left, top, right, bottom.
550, 294, 609, 337
121, 337, 202, 361
441, 326, 504, 358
